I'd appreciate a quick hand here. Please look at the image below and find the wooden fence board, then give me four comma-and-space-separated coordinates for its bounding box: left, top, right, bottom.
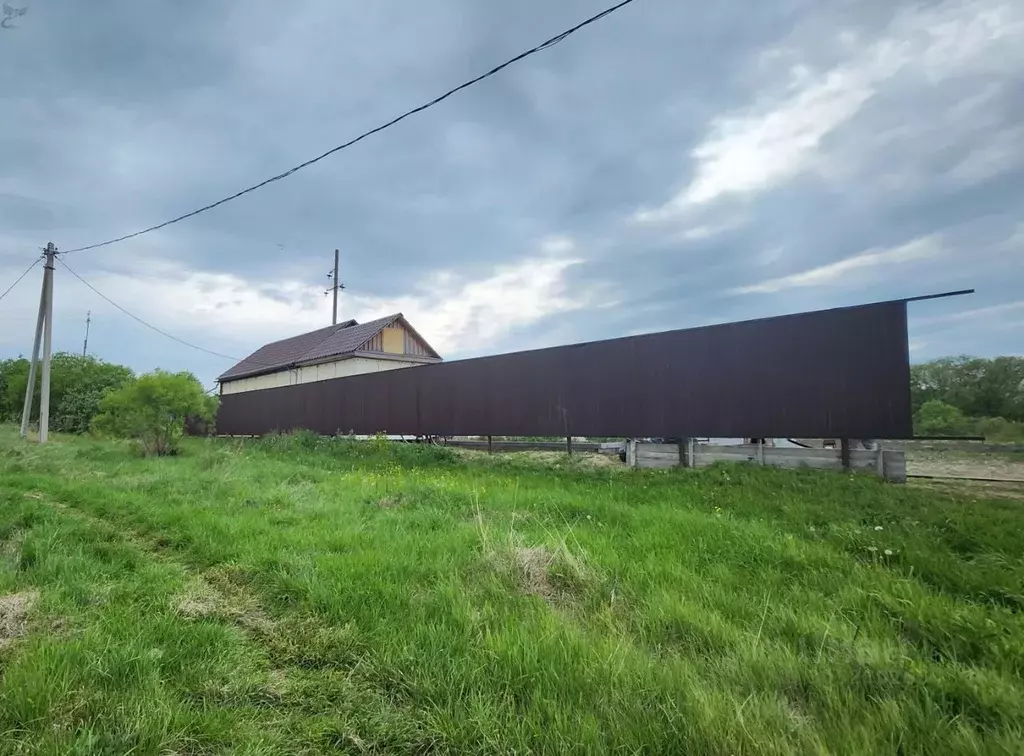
636, 457, 681, 469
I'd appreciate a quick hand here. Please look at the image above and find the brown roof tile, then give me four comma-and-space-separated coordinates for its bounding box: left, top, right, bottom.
300, 314, 401, 363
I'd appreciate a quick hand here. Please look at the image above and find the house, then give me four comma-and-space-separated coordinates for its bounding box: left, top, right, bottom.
218, 313, 442, 395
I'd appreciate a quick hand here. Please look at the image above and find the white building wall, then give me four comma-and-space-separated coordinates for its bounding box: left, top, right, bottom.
221, 356, 422, 395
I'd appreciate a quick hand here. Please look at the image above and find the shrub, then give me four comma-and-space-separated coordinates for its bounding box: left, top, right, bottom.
93, 370, 215, 456
974, 416, 1024, 444
913, 400, 970, 437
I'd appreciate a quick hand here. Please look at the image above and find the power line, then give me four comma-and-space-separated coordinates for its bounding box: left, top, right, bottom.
0, 256, 42, 303
58, 257, 258, 365
63, 0, 639, 255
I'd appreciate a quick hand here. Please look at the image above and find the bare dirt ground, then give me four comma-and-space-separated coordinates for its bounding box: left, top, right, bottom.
904, 450, 1024, 481
454, 448, 625, 470
904, 449, 1024, 502
461, 446, 1024, 479
458, 446, 1024, 501
910, 478, 1024, 502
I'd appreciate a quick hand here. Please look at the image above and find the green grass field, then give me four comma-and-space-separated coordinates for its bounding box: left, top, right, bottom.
1, 427, 1022, 755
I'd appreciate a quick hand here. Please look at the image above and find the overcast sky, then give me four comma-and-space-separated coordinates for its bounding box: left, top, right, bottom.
1, 0, 1021, 386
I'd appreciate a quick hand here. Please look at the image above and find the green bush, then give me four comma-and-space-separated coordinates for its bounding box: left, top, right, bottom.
911, 401, 1024, 443
974, 416, 1024, 444
93, 370, 215, 456
913, 400, 971, 437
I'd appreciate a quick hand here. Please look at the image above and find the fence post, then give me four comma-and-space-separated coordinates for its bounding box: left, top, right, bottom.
840, 439, 851, 471
487, 435, 493, 454
876, 445, 885, 478
757, 438, 765, 466
566, 435, 573, 456
678, 438, 696, 468
687, 438, 696, 468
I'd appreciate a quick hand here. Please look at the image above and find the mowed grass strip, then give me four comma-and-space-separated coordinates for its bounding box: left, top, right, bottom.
0, 427, 1022, 755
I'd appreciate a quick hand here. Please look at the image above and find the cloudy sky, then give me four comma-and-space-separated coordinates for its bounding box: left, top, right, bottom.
1, 0, 1021, 386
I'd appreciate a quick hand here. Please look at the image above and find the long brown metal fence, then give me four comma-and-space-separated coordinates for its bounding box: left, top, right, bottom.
217, 300, 914, 440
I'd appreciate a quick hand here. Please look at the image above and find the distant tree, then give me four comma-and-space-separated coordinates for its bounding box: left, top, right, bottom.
49, 354, 135, 433
185, 392, 219, 437
0, 357, 30, 422
976, 357, 1024, 421
913, 400, 971, 437
910, 356, 1024, 422
93, 370, 214, 456
0, 353, 134, 430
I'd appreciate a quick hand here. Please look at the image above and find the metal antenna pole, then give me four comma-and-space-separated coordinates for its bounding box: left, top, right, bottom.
83, 310, 91, 357
38, 243, 57, 444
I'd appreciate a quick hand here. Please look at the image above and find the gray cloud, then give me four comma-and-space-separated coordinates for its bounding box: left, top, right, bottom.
1, 0, 1022, 388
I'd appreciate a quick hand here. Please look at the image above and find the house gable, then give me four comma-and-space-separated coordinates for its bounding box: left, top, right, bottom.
357, 316, 439, 359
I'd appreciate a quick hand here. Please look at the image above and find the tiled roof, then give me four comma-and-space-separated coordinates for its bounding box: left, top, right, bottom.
218, 314, 439, 382
300, 314, 400, 364
218, 319, 357, 381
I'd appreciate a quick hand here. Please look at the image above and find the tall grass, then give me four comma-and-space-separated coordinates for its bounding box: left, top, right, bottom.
0, 426, 1022, 754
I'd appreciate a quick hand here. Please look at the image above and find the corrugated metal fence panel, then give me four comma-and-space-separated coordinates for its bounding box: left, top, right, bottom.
217, 301, 914, 439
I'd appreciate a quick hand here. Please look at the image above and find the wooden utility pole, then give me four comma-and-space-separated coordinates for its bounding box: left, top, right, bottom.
332, 248, 339, 325
82, 310, 91, 357
325, 248, 344, 326
19, 254, 47, 438
20, 242, 57, 442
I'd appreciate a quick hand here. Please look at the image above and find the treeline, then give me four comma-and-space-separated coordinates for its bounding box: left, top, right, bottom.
0, 353, 134, 433
910, 356, 1024, 442
0, 353, 217, 454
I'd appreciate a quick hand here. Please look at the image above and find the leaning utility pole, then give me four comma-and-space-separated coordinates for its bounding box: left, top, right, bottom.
20, 242, 57, 443
82, 310, 91, 357
325, 248, 344, 326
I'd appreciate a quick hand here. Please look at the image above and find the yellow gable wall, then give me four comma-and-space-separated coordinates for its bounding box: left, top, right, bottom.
382, 325, 404, 354
363, 321, 434, 357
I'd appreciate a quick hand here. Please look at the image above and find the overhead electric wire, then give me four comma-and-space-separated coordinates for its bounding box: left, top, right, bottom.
63, 0, 639, 255
58, 257, 267, 366
0, 256, 42, 304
